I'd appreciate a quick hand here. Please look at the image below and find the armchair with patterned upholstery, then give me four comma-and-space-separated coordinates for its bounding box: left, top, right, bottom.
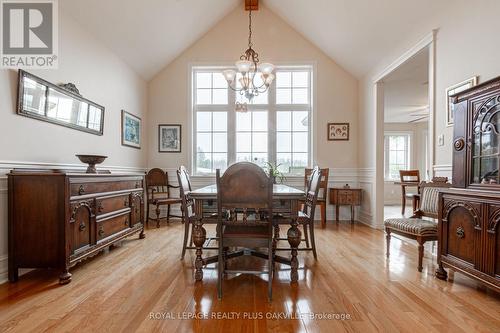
384, 180, 451, 272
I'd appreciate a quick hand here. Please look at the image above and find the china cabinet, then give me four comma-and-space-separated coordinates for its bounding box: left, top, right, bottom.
436, 76, 500, 292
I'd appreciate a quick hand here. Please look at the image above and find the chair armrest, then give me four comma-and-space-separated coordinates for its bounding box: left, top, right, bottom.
150, 188, 157, 200
411, 210, 423, 218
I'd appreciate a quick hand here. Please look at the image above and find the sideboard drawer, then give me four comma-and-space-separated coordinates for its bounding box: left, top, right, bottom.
71, 180, 142, 197
96, 213, 130, 242
96, 194, 130, 216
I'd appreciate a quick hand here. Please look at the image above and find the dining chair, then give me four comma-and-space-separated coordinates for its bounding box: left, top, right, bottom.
384, 180, 451, 271
304, 168, 329, 227
177, 166, 218, 260
399, 170, 420, 215
216, 162, 274, 300
275, 166, 322, 259
145, 168, 182, 228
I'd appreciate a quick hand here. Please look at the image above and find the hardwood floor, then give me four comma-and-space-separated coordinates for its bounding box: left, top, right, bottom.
0, 221, 499, 333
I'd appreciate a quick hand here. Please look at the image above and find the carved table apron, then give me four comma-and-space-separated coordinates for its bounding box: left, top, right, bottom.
190, 184, 305, 283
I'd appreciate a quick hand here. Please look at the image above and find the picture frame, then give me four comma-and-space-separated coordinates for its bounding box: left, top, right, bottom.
121, 110, 141, 149
446, 76, 478, 127
158, 124, 181, 153
327, 123, 349, 141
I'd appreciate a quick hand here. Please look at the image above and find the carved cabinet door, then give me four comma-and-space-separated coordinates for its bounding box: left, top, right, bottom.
69, 201, 93, 254
442, 197, 482, 268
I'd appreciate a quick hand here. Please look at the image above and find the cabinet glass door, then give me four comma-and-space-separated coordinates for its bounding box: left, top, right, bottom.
471, 96, 500, 185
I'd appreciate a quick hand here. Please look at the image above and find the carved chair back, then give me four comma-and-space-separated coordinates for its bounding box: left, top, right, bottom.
302, 167, 322, 220
304, 168, 329, 201
177, 166, 195, 220
216, 162, 273, 225
416, 181, 452, 219
399, 170, 420, 184
145, 168, 171, 201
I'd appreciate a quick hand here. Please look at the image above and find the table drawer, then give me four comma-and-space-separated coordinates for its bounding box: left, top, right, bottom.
96, 194, 130, 216
96, 213, 130, 242
338, 193, 354, 204
71, 180, 142, 197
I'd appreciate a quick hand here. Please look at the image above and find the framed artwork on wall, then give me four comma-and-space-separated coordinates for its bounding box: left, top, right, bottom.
328, 123, 349, 141
121, 110, 141, 149
158, 124, 181, 152
446, 76, 478, 126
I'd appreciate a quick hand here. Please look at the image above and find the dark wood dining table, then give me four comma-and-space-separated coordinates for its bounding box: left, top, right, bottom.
189, 184, 305, 282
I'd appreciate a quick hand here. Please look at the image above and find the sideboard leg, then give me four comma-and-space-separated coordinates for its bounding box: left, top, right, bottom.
59, 268, 72, 285
435, 263, 448, 280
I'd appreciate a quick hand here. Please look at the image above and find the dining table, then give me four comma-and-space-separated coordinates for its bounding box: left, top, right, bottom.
189, 183, 305, 282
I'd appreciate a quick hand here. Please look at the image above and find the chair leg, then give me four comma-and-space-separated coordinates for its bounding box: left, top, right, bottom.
156, 204, 161, 228
417, 237, 424, 272
218, 243, 223, 300
303, 224, 310, 248
309, 222, 318, 260
268, 241, 273, 301
401, 186, 406, 215
189, 223, 194, 247
167, 205, 171, 224
145, 202, 150, 228
181, 220, 190, 260
385, 228, 391, 258
320, 202, 326, 228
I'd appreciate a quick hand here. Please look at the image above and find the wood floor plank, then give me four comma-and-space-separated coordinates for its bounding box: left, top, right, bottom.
0, 221, 499, 333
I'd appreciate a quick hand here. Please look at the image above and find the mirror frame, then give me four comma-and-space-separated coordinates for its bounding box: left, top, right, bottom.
16, 69, 105, 135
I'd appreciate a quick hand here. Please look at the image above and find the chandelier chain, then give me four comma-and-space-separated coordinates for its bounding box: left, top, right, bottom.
248, 8, 253, 48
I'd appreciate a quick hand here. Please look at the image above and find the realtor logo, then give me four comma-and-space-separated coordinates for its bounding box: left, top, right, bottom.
1, 0, 58, 68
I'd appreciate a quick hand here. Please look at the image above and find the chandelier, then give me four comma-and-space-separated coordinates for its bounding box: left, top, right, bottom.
222, 6, 275, 108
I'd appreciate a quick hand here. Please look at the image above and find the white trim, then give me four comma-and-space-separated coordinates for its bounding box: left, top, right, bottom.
0, 160, 146, 174
373, 31, 436, 83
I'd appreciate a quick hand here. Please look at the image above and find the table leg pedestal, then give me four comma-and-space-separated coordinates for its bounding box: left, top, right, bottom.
287, 223, 301, 283
192, 219, 206, 281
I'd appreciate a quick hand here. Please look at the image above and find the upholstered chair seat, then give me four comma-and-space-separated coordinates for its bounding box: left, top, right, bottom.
384, 179, 450, 272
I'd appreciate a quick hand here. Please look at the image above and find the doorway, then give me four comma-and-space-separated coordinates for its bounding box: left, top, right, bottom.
372, 32, 436, 224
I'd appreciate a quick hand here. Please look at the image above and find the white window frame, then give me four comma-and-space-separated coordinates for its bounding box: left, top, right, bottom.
384, 131, 412, 181
190, 65, 314, 176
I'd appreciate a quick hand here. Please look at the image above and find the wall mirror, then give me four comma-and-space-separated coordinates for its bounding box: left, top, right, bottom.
17, 70, 105, 135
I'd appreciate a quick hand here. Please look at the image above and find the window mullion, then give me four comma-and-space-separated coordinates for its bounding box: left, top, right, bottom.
269, 79, 276, 165
227, 87, 236, 165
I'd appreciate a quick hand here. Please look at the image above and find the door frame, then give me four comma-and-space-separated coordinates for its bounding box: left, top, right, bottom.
372, 30, 437, 226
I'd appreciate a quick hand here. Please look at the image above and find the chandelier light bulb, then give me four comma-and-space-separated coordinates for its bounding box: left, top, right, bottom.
258, 62, 275, 75
236, 60, 252, 74
264, 73, 275, 86
223, 69, 236, 83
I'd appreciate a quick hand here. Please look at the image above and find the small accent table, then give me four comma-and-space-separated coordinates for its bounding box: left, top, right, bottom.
329, 187, 362, 223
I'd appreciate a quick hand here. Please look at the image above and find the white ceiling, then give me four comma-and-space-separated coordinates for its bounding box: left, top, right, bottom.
383, 47, 429, 123
61, 0, 448, 80
61, 0, 239, 80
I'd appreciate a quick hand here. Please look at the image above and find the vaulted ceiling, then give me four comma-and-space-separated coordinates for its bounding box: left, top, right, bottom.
61, 0, 449, 81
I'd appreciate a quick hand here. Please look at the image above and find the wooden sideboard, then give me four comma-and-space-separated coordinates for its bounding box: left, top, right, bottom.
8, 169, 145, 284
329, 187, 362, 223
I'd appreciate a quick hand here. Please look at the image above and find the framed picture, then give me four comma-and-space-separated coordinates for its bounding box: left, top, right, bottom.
327, 123, 349, 141
158, 124, 181, 152
446, 76, 478, 126
121, 110, 141, 149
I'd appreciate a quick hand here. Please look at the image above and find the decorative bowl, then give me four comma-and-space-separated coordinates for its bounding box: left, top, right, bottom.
76, 154, 108, 173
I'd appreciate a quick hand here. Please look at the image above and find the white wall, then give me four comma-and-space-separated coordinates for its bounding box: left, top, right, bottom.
147, 5, 358, 170
358, 0, 500, 225
0, 9, 148, 281
383, 122, 428, 205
